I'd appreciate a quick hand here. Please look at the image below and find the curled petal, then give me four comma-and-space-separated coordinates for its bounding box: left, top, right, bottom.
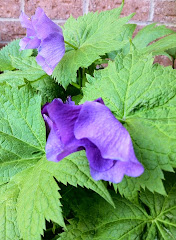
36, 54, 53, 75
36, 32, 65, 74
43, 99, 83, 161
85, 141, 115, 172
19, 36, 41, 50
44, 122, 83, 162
19, 11, 33, 30
32, 7, 63, 40
42, 98, 144, 183
74, 101, 138, 163
90, 160, 144, 183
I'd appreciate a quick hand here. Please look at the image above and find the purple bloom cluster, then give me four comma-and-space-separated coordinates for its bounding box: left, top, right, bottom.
19, 8, 65, 75
42, 98, 144, 183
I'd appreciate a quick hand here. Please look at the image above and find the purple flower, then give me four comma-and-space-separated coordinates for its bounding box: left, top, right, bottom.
42, 98, 144, 183
19, 8, 65, 75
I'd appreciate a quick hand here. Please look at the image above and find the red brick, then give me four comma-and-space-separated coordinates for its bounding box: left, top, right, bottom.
154, 1, 176, 23
0, 22, 25, 41
24, 0, 83, 20
154, 55, 173, 67
89, 0, 150, 21
0, 0, 21, 18
0, 43, 7, 48
165, 26, 176, 32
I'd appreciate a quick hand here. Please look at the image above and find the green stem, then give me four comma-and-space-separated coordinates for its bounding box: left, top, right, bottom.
82, 67, 87, 87
64, 40, 78, 50
71, 82, 80, 89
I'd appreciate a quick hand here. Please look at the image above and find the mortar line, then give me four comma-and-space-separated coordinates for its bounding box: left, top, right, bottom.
0, 17, 175, 28
0, 18, 20, 21
129, 20, 176, 27
148, 0, 155, 21
0, 41, 9, 44
82, 0, 89, 15
0, 18, 66, 24
20, 0, 25, 12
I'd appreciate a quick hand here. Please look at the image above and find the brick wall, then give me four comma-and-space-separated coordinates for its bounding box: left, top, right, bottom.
0, 0, 176, 64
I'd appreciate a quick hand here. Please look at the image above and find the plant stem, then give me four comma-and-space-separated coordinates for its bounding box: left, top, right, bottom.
82, 67, 87, 87
71, 82, 80, 89
64, 40, 78, 50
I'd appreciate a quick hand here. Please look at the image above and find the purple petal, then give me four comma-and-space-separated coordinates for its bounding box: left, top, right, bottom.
19, 11, 33, 29
66, 96, 75, 105
43, 99, 83, 161
44, 121, 80, 162
90, 160, 144, 183
85, 141, 115, 171
19, 36, 41, 50
36, 55, 53, 75
32, 7, 63, 40
36, 32, 65, 74
94, 98, 105, 105
74, 101, 138, 163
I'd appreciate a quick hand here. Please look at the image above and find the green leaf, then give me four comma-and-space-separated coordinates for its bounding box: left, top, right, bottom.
0, 71, 25, 87
133, 23, 174, 49
108, 23, 136, 59
58, 190, 148, 240
30, 75, 65, 104
58, 179, 176, 240
0, 86, 45, 185
11, 56, 46, 79
15, 152, 113, 240
0, 184, 20, 240
166, 47, 176, 59
52, 151, 114, 206
0, 85, 113, 240
0, 56, 46, 87
81, 52, 176, 197
16, 157, 65, 240
53, 4, 134, 88
141, 33, 176, 56
0, 39, 32, 71
108, 23, 174, 60
140, 183, 176, 239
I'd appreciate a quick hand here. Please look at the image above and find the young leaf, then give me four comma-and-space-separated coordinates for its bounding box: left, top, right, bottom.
0, 39, 32, 71
0, 86, 45, 185
108, 23, 174, 60
81, 52, 176, 197
133, 23, 174, 49
53, 4, 134, 88
141, 33, 176, 56
58, 180, 176, 240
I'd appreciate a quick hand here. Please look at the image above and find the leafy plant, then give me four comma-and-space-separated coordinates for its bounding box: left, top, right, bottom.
0, 2, 176, 239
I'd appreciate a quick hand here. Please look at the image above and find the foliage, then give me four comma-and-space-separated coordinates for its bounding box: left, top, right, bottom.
81, 51, 176, 198
59, 177, 176, 240
0, 3, 176, 239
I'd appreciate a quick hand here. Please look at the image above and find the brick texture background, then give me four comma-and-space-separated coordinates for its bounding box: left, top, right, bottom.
0, 0, 176, 65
